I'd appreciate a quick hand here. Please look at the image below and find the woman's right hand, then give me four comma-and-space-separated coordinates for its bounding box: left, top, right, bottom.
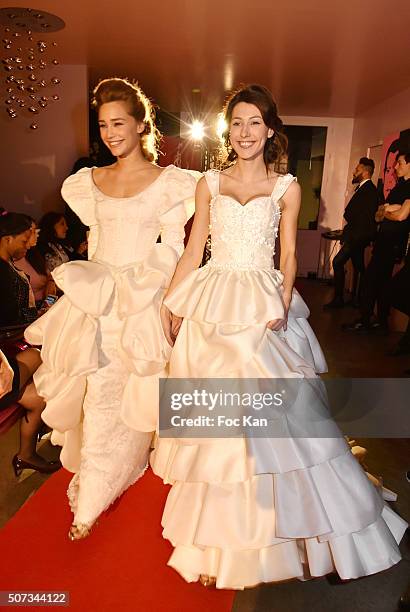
171, 314, 183, 340
160, 303, 175, 347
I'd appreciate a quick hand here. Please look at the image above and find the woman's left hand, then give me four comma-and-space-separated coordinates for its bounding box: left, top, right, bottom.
267, 302, 289, 332
160, 303, 174, 347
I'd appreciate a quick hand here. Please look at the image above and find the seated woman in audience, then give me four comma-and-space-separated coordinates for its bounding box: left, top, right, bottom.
38, 212, 87, 274
0, 347, 61, 475
0, 212, 38, 327
14, 217, 57, 306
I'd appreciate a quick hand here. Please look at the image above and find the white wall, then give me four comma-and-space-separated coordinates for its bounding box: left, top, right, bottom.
348, 86, 410, 330
348, 85, 410, 181
0, 65, 89, 220
282, 115, 354, 276
288, 87, 410, 278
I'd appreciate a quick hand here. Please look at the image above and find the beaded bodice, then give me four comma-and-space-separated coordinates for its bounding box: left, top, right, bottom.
205, 170, 295, 271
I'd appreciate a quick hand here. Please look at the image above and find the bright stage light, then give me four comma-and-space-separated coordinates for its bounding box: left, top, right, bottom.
190, 120, 205, 141
216, 114, 227, 139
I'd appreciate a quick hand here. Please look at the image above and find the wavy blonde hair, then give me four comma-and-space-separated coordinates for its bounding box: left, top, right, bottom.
92, 77, 161, 162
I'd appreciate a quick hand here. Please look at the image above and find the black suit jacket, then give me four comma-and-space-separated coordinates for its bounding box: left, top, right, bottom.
342, 180, 380, 245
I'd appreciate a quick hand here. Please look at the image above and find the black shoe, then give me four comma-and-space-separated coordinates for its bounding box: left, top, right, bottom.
342, 320, 370, 332
12, 454, 62, 477
323, 299, 345, 310
399, 591, 410, 610
368, 321, 389, 335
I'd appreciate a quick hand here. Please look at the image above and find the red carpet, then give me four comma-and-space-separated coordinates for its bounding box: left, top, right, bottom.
0, 469, 235, 611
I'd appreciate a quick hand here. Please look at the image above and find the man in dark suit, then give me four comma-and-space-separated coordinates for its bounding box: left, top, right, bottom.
344, 149, 410, 332
324, 157, 380, 308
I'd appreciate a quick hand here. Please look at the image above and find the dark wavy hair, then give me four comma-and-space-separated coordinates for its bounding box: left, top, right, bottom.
37, 211, 66, 258
20, 214, 47, 276
221, 84, 288, 170
92, 77, 161, 162
398, 149, 410, 164
359, 157, 375, 177
0, 211, 31, 239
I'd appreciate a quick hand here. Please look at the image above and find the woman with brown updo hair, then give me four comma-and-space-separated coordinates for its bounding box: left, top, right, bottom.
25, 77, 198, 540
152, 84, 406, 588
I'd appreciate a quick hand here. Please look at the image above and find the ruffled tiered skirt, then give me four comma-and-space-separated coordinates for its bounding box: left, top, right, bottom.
151, 263, 407, 589
25, 244, 176, 526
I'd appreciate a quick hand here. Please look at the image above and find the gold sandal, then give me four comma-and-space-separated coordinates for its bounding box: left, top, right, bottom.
68, 522, 93, 541
199, 574, 216, 587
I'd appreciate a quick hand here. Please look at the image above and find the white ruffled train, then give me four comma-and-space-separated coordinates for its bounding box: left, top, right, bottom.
151, 262, 408, 589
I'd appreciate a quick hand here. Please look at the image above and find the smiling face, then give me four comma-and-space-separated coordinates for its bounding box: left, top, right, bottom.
98, 100, 145, 158
229, 102, 273, 161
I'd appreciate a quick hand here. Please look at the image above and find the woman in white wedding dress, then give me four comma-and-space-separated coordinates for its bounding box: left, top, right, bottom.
25, 78, 197, 540
152, 84, 407, 589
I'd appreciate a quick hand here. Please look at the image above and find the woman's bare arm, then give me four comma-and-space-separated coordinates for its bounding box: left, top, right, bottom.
267, 180, 301, 331
279, 181, 301, 308
160, 177, 210, 344
166, 177, 210, 297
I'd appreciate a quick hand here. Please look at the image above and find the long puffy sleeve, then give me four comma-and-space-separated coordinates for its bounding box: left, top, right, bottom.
159, 167, 201, 257
61, 167, 99, 260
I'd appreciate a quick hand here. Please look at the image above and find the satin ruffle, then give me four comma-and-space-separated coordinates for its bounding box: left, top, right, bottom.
25, 244, 176, 472
164, 264, 327, 374
165, 503, 405, 589
151, 438, 407, 589
152, 261, 407, 589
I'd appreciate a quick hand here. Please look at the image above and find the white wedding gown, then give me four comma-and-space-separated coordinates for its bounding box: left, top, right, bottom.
25, 164, 197, 527
151, 170, 408, 589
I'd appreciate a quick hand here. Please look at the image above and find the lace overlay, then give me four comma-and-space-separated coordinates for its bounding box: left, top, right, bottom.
207, 171, 294, 271
68, 303, 152, 524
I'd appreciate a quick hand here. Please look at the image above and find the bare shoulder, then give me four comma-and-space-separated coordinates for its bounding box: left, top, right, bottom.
283, 178, 301, 198
279, 179, 300, 213
219, 168, 233, 182
92, 164, 115, 181
196, 175, 211, 198
147, 163, 166, 177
